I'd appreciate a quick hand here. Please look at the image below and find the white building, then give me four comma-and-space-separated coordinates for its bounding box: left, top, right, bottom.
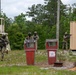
0, 18, 4, 33
0, 18, 11, 51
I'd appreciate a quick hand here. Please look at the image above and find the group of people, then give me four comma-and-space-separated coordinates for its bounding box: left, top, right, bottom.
0, 31, 71, 60
0, 34, 9, 61
24, 31, 70, 50
24, 31, 39, 49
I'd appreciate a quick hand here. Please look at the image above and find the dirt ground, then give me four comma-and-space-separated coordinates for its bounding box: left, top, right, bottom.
35, 50, 76, 71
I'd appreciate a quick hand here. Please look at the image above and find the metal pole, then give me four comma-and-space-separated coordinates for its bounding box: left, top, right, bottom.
56, 0, 60, 49
0, 0, 1, 14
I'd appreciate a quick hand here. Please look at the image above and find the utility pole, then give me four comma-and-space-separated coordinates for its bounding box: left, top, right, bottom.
0, 0, 1, 14
56, 0, 60, 49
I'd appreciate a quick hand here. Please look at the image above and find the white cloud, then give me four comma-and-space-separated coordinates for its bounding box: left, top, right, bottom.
1, 0, 44, 18
61, 0, 76, 5
1, 0, 76, 18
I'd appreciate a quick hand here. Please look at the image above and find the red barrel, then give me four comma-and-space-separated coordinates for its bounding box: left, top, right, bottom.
46, 39, 58, 65
24, 42, 36, 65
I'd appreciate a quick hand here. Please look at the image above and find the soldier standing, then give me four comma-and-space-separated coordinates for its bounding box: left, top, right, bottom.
62, 32, 71, 50
24, 32, 33, 48
32, 31, 39, 50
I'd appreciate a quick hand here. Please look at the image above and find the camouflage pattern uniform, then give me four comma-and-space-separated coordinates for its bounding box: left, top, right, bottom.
24, 32, 34, 48
32, 31, 39, 50
0, 35, 8, 61
62, 32, 71, 50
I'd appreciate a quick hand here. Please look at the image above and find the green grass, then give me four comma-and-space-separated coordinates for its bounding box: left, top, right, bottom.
0, 50, 76, 75
0, 66, 76, 75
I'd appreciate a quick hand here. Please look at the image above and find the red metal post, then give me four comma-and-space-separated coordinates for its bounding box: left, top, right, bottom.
24, 42, 36, 65
46, 39, 58, 65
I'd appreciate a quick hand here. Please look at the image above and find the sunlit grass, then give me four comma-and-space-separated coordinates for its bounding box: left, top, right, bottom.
0, 50, 76, 75
0, 66, 76, 75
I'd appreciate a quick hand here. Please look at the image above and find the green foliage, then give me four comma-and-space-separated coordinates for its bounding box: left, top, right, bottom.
25, 0, 67, 49
13, 32, 24, 50
2, 1, 76, 50
7, 23, 25, 50
27, 0, 66, 26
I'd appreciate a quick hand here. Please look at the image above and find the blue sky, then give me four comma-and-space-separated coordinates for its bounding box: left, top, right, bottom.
1, 0, 76, 18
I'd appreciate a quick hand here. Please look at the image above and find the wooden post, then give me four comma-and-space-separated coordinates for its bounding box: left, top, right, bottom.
56, 0, 60, 49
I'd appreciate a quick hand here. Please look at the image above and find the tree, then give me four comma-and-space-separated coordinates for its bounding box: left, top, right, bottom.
7, 23, 25, 50
27, 4, 45, 24
14, 13, 27, 34
27, 0, 66, 26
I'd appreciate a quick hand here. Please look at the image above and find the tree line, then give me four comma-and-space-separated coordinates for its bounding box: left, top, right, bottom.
0, 0, 76, 50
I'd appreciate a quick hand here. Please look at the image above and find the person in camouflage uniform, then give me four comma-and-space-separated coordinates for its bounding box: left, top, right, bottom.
62, 32, 71, 50
32, 31, 39, 50
24, 31, 39, 50
24, 32, 34, 48
0, 35, 8, 61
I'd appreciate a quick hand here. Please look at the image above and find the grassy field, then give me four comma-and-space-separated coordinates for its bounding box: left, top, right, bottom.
0, 50, 76, 75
